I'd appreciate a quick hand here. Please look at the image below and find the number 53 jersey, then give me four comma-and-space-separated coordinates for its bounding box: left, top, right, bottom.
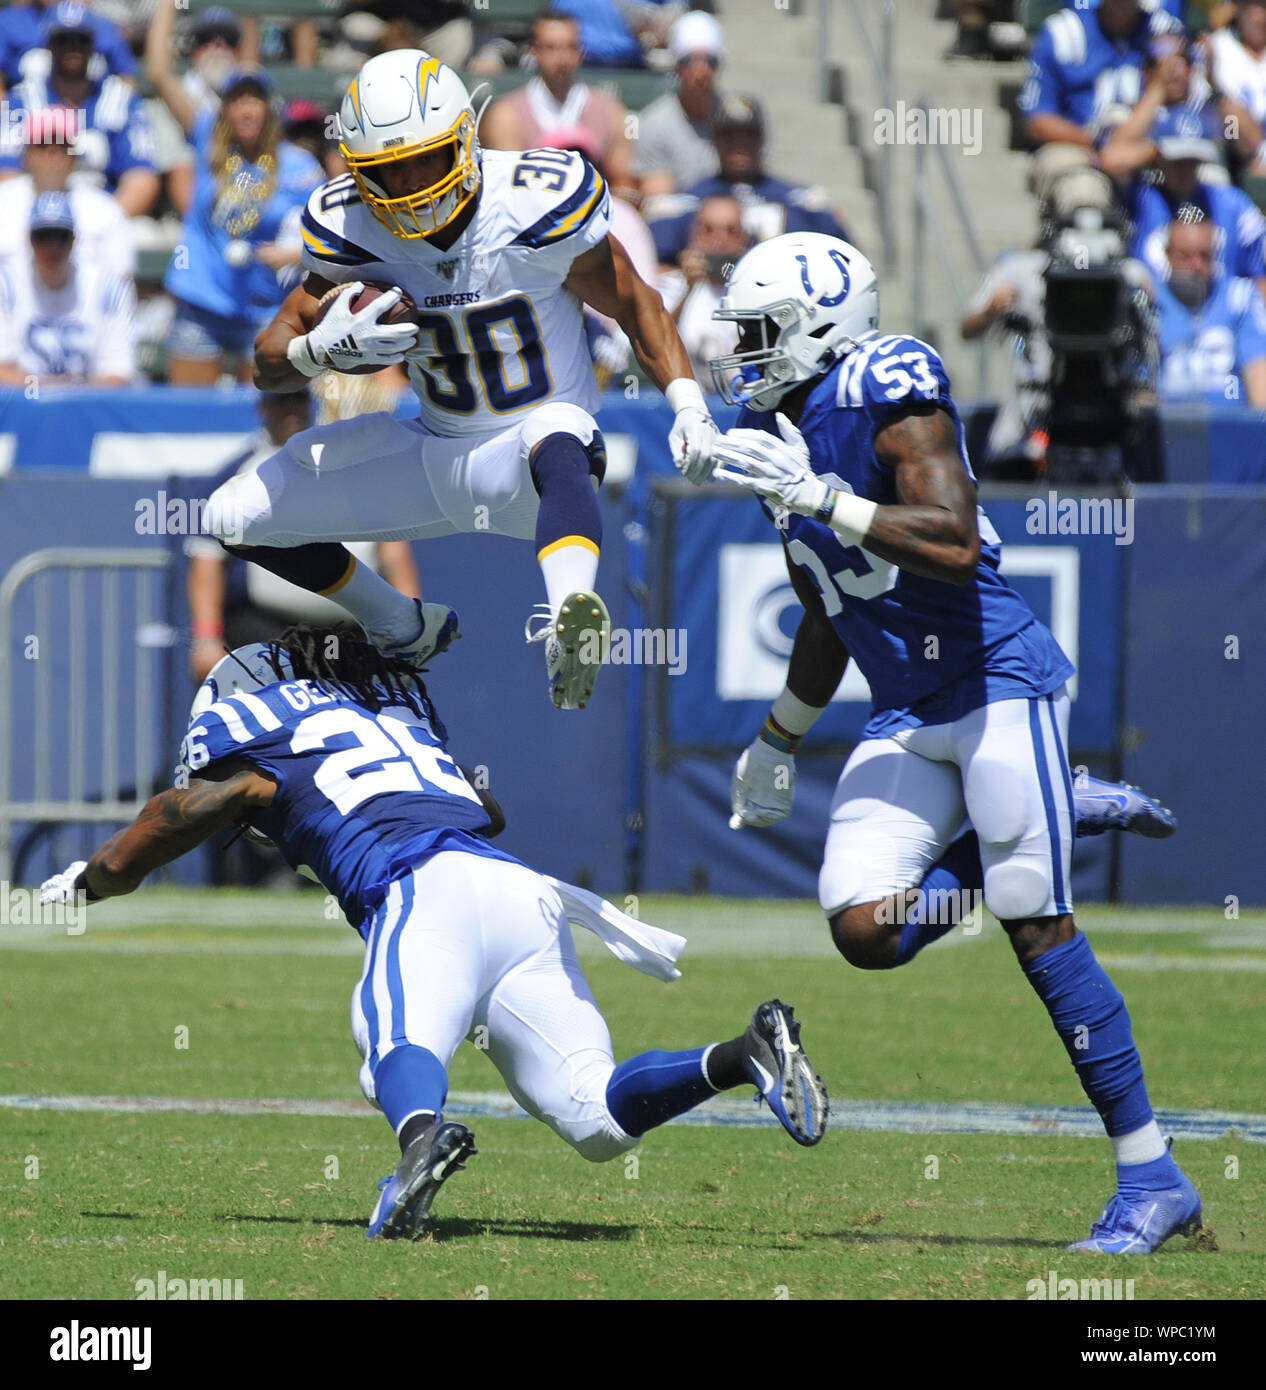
740, 334, 1075, 737
300, 147, 611, 437
179, 678, 518, 935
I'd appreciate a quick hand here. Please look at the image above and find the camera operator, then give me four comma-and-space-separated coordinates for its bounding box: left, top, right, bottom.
962, 168, 1159, 481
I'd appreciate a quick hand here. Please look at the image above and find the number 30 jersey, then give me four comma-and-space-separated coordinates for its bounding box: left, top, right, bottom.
179, 679, 517, 935
300, 147, 611, 437
740, 333, 1074, 736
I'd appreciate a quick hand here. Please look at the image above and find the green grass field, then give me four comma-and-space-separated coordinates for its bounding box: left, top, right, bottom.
2, 892, 1263, 1300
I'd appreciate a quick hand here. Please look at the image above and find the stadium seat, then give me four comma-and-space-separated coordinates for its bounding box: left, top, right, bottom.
1018, 0, 1063, 33
1242, 174, 1266, 214
135, 247, 173, 287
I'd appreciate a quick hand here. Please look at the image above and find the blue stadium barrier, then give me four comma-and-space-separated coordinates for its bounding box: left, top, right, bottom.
0, 389, 1257, 903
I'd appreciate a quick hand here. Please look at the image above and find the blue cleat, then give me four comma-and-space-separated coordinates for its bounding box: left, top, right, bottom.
1068, 1172, 1202, 1254
743, 1000, 829, 1147
366, 1121, 476, 1240
1074, 775, 1177, 839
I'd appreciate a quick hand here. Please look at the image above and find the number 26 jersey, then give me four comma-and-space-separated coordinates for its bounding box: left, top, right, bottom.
179, 679, 517, 935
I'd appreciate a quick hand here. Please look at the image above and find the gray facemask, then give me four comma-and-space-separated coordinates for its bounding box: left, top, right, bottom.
1168, 270, 1209, 310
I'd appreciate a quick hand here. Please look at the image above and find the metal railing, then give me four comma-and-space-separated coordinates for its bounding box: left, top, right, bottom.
0, 548, 173, 884
837, 0, 898, 268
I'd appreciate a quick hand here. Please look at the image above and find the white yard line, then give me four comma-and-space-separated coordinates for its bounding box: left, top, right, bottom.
4, 1091, 1264, 1143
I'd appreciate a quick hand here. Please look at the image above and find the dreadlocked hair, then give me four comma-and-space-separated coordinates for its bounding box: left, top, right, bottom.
273, 623, 441, 728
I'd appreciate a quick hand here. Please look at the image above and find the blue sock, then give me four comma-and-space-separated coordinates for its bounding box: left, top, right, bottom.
1022, 933, 1158, 1141
530, 432, 603, 556
372, 1045, 448, 1133
1118, 1149, 1182, 1193
894, 831, 983, 966
605, 1047, 715, 1138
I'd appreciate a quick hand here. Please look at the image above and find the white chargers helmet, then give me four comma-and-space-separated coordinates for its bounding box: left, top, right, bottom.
710, 233, 879, 409
188, 643, 294, 727
338, 49, 480, 239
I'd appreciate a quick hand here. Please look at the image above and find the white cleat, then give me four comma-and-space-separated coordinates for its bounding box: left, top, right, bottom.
524, 591, 610, 710
375, 599, 460, 671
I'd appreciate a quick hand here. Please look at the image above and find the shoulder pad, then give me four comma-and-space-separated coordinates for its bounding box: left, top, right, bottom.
502, 148, 609, 249
300, 177, 377, 269
1045, 10, 1087, 67
836, 334, 950, 413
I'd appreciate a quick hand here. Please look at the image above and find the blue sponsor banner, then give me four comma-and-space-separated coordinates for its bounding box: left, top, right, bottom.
659, 491, 1123, 758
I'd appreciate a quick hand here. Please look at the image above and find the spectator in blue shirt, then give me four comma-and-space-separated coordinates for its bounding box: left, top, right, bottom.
1020, 0, 1184, 205
549, 0, 645, 68
0, 0, 135, 94
646, 96, 852, 267
1155, 211, 1266, 405
0, 3, 157, 215
147, 1, 322, 385
1126, 118, 1266, 290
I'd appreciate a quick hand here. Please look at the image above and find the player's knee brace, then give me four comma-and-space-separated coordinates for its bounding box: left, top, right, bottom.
523, 403, 606, 490
984, 861, 1051, 923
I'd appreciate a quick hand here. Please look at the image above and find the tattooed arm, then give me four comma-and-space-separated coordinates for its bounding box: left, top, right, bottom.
864, 402, 981, 587
79, 761, 278, 900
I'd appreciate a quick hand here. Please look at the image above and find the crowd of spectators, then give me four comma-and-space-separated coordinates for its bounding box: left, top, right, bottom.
0, 3, 850, 394
965, 0, 1266, 477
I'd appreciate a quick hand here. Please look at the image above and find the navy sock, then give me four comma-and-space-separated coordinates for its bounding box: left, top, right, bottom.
1022, 933, 1155, 1139
530, 433, 603, 558
220, 540, 353, 594
372, 1045, 448, 1134
893, 831, 983, 966
605, 1047, 714, 1138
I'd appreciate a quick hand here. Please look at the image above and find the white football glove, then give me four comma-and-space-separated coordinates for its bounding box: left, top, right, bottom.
729, 736, 796, 830
669, 405, 721, 485
289, 282, 419, 375
40, 860, 87, 905
713, 412, 832, 516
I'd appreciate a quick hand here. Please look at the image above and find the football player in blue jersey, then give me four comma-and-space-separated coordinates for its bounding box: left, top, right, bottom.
39, 625, 828, 1240
701, 232, 1199, 1255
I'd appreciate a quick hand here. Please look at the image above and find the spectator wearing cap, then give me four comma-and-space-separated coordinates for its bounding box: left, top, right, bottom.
0, 107, 133, 279
647, 96, 852, 268
1126, 117, 1266, 290
1018, 0, 1184, 207
0, 0, 135, 96
1101, 34, 1263, 181
1208, 2, 1266, 141
1154, 209, 1266, 405
0, 189, 136, 386
283, 99, 347, 181
634, 11, 728, 200
482, 11, 633, 193
146, 1, 323, 384
656, 192, 751, 389
0, 2, 158, 215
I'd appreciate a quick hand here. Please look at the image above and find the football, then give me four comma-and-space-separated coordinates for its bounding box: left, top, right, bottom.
311, 281, 421, 374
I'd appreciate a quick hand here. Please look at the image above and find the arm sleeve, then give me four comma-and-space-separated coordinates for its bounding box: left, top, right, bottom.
94, 275, 137, 381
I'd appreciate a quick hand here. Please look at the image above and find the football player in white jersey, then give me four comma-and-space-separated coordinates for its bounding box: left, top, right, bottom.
205, 49, 716, 711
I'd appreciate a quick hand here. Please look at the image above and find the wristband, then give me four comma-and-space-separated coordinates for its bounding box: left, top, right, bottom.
665, 377, 707, 415
814, 487, 839, 525
760, 717, 801, 754
827, 491, 879, 548
192, 620, 224, 639
771, 688, 829, 738
73, 866, 102, 904
286, 333, 326, 378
